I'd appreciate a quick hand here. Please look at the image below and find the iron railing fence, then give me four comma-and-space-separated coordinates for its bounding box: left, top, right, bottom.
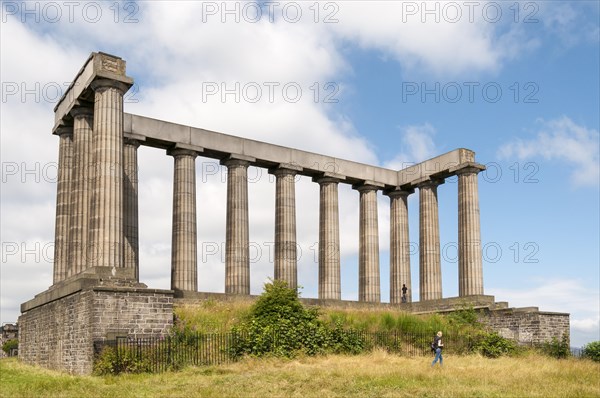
96, 330, 475, 373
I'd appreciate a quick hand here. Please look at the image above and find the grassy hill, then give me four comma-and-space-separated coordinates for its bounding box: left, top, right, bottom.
173, 298, 471, 335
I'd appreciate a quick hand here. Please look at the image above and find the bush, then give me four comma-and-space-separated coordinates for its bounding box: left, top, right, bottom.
582, 341, 600, 362
475, 332, 517, 358
446, 304, 480, 328
542, 334, 570, 359
230, 280, 367, 358
327, 321, 365, 355
2, 339, 18, 355
94, 346, 119, 375
93, 345, 154, 375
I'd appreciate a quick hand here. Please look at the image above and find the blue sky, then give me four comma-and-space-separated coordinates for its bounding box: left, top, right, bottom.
1, 1, 598, 347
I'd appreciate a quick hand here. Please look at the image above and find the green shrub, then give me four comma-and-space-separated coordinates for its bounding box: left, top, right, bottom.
582, 341, 600, 362
542, 334, 570, 359
475, 332, 517, 358
230, 280, 326, 358
2, 339, 18, 355
446, 304, 480, 328
230, 280, 367, 358
327, 321, 365, 355
93, 345, 154, 375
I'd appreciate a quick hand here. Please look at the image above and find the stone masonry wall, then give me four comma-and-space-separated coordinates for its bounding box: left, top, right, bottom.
90, 287, 174, 344
19, 285, 173, 375
19, 289, 93, 374
483, 308, 570, 345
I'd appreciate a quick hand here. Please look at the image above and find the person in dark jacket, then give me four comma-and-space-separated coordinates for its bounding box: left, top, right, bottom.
431, 331, 444, 367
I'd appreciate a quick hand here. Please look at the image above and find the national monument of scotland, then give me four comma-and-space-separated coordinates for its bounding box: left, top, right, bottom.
18, 52, 569, 374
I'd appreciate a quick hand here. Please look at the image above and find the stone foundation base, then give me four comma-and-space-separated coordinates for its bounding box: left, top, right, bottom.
18, 267, 173, 375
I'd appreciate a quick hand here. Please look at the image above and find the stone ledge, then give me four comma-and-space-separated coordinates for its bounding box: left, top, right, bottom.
22, 277, 95, 312
174, 291, 498, 313
21, 267, 155, 312
92, 286, 174, 295
175, 291, 257, 301
489, 307, 570, 316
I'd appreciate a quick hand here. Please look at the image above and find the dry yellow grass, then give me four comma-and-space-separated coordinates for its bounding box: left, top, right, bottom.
2, 351, 599, 398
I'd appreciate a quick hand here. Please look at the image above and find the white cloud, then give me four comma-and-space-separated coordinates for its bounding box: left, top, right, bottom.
490, 278, 598, 315
498, 116, 600, 187
327, 1, 539, 78
385, 123, 438, 170
489, 278, 600, 347
538, 1, 600, 47
571, 318, 600, 333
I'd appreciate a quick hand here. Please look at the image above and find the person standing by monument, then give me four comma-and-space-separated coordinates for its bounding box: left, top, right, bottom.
401, 284, 408, 303
431, 331, 444, 367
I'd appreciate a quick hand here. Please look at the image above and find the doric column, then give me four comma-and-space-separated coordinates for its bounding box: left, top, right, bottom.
314, 176, 342, 300
67, 106, 94, 278
355, 184, 381, 303
457, 165, 485, 296
386, 188, 413, 304
418, 179, 444, 301
271, 165, 301, 289
169, 148, 199, 292
124, 137, 143, 281
52, 126, 73, 284
222, 157, 252, 295
87, 79, 130, 268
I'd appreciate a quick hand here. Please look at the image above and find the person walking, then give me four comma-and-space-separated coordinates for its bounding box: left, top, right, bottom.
431, 331, 444, 367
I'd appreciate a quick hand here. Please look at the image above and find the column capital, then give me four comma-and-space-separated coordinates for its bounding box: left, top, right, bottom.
313, 171, 345, 185
124, 138, 143, 148
353, 181, 384, 192
124, 132, 146, 142
384, 187, 415, 198
221, 158, 250, 168
69, 106, 93, 119
415, 177, 445, 189
269, 163, 303, 176
167, 148, 200, 158
313, 176, 340, 185
54, 126, 73, 137
90, 78, 131, 95
220, 153, 255, 167
452, 162, 486, 176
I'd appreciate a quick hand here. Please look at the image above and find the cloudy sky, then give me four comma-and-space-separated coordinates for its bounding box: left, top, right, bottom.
1, 1, 598, 347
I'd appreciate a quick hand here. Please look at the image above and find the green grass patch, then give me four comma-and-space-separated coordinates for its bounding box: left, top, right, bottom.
3, 353, 599, 398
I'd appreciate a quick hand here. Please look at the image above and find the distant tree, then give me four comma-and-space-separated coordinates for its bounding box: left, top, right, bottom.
582, 341, 600, 362
2, 339, 18, 355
